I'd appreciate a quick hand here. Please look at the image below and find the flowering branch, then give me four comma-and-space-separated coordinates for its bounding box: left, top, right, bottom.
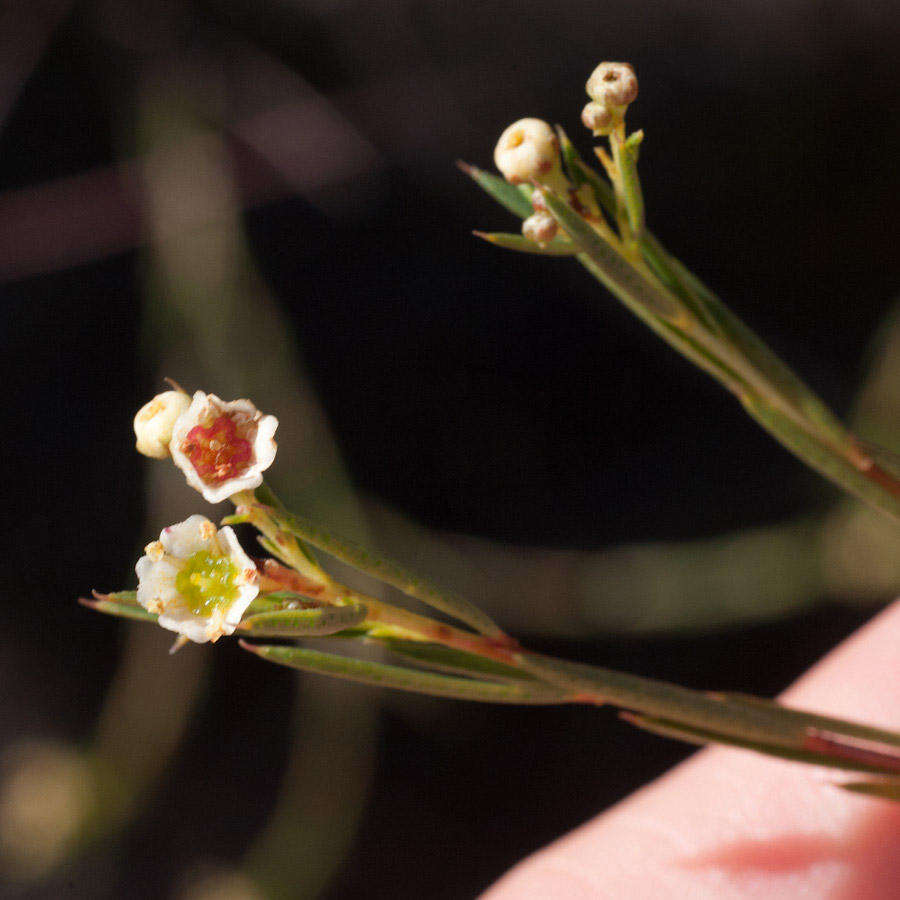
81, 360, 900, 799
462, 62, 900, 521
70, 56, 900, 805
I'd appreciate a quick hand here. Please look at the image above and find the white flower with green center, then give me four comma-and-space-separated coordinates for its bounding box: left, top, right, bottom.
135, 515, 259, 643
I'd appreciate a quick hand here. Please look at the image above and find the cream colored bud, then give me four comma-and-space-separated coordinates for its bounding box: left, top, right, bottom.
522, 212, 558, 246
586, 62, 638, 108
493, 118, 560, 185
581, 100, 617, 136
134, 390, 191, 459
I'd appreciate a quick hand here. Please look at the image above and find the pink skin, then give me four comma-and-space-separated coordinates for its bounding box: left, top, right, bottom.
485, 601, 900, 899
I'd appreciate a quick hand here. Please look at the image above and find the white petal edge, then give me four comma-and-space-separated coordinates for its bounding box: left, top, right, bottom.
218, 525, 259, 627
169, 391, 279, 505
157, 607, 216, 643
135, 557, 181, 611
158, 514, 218, 558
136, 519, 260, 642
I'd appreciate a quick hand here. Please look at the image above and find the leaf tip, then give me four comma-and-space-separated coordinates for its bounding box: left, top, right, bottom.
238, 638, 264, 656
169, 635, 190, 655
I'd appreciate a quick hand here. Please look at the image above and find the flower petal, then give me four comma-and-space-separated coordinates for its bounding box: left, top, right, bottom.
157, 605, 217, 643
135, 557, 181, 612
169, 392, 279, 504
158, 514, 218, 557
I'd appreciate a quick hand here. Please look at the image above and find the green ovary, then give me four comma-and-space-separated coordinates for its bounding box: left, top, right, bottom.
175, 551, 240, 616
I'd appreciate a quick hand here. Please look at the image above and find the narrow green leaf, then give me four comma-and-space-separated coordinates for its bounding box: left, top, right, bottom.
715, 693, 900, 750
456, 161, 534, 219
79, 595, 157, 623
520, 652, 807, 749
556, 126, 585, 190
577, 253, 749, 393
642, 236, 853, 449
473, 231, 577, 256
252, 481, 320, 566
246, 593, 298, 615
240, 642, 568, 704
239, 603, 368, 637
555, 126, 616, 217
220, 511, 252, 526
378, 637, 541, 683
520, 651, 900, 772
622, 713, 900, 777
618, 130, 645, 236
101, 590, 137, 604
255, 534, 296, 569
637, 234, 720, 332
539, 188, 679, 321
744, 397, 900, 519
259, 503, 504, 638
555, 207, 897, 519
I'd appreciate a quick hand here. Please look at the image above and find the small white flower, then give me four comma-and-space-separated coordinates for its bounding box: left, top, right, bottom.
169, 391, 278, 504
136, 514, 259, 643
133, 390, 191, 459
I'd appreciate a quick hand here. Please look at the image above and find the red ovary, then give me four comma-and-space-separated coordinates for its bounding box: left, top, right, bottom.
181, 415, 252, 483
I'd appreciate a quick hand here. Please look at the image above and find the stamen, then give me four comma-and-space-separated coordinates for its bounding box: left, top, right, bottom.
180, 414, 253, 484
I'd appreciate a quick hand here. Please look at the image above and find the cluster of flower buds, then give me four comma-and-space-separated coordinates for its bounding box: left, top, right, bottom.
492, 119, 569, 247
488, 62, 639, 249
581, 62, 638, 136
130, 387, 280, 644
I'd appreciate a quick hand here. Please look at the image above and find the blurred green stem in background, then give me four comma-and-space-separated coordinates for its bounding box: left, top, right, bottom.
139, 77, 381, 900
351, 297, 900, 637
2, 64, 379, 896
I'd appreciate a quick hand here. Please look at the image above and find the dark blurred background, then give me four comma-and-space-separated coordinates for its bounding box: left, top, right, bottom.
1, 1, 899, 897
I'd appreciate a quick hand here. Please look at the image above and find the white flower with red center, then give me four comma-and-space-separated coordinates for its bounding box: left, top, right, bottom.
169, 391, 278, 503
136, 515, 259, 643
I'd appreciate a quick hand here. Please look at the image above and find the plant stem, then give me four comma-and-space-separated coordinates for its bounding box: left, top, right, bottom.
234, 492, 519, 664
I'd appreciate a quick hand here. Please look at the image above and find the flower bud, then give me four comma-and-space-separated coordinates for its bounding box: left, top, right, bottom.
134, 390, 191, 459
581, 100, 617, 136
586, 62, 638, 109
522, 211, 558, 246
493, 118, 561, 185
